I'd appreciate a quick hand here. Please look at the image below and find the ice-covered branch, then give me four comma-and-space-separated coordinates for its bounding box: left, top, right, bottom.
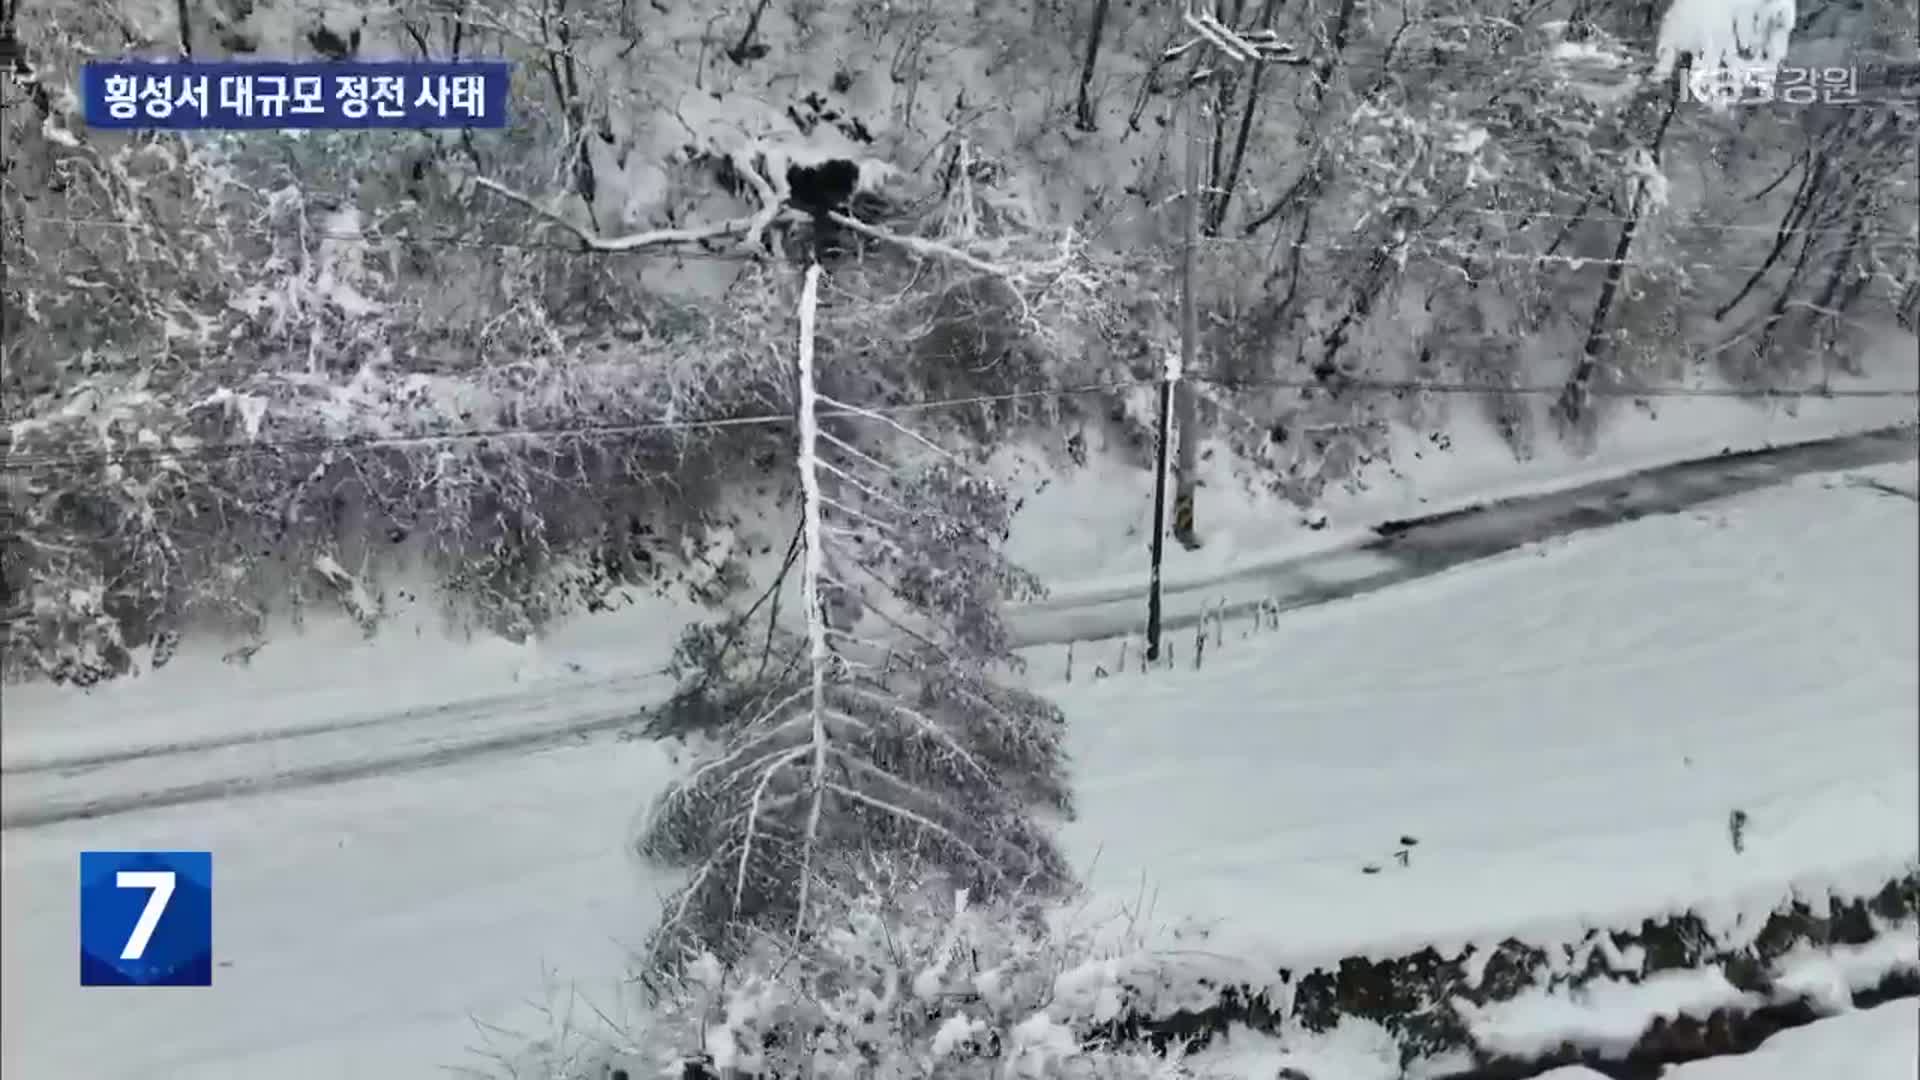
794, 261, 831, 935
473, 176, 797, 252
736, 745, 812, 912
827, 211, 1011, 278
824, 780, 1000, 879
732, 151, 787, 253
816, 394, 956, 458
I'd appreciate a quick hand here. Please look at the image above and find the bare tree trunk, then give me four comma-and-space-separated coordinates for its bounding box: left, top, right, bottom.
1716, 148, 1829, 320
1173, 88, 1203, 549
175, 0, 193, 55
1316, 207, 1416, 384
542, 0, 600, 230
1073, 0, 1113, 132
728, 0, 774, 62
1558, 58, 1687, 427
1753, 217, 1825, 362
1237, 0, 1358, 238
1205, 0, 1281, 235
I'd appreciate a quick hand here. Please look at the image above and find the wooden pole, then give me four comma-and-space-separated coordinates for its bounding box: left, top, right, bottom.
1173, 84, 1202, 550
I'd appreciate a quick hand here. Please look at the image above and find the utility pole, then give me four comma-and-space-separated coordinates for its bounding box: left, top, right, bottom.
1146, 8, 1306, 660
1172, 85, 1202, 549
1145, 345, 1176, 662
1161, 7, 1309, 555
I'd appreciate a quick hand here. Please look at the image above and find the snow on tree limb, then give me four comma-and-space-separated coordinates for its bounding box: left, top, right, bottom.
1654, 0, 1794, 79
475, 175, 1060, 286
793, 260, 831, 936
823, 781, 1001, 878
736, 744, 812, 913
731, 150, 787, 253
814, 393, 957, 458
472, 176, 783, 251
826, 210, 1012, 278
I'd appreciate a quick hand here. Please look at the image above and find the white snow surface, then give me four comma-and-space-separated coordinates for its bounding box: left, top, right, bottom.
1053, 464, 1919, 970
3, 402, 1918, 1077
4, 462, 1913, 1078
1447, 917, 1916, 1061
1459, 967, 1761, 1058
1771, 919, 1920, 1016
1655, 0, 1797, 79
2, 739, 674, 1078
1001, 336, 1917, 609
1196, 1000, 1919, 1080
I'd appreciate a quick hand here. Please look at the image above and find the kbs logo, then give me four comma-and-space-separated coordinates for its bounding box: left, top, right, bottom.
79, 851, 213, 986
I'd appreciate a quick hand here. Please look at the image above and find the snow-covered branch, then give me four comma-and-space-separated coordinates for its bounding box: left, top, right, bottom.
793, 261, 831, 935
473, 176, 793, 252
827, 210, 1013, 278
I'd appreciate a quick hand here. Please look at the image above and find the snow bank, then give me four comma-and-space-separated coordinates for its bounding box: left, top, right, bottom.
1459, 968, 1760, 1060
1198, 1000, 1919, 1080
1535, 1000, 1919, 1080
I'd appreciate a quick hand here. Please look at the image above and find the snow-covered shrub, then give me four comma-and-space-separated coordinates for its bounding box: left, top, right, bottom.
620, 874, 1194, 1080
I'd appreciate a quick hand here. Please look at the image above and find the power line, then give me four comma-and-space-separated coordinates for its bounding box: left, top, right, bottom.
1198, 230, 1908, 280
1441, 204, 1916, 241
15, 213, 760, 261
0, 380, 1147, 471
4, 373, 1911, 472
367, 2, 1920, 90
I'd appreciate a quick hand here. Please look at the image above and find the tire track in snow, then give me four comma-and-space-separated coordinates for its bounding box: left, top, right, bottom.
1016, 426, 1917, 649
0, 702, 646, 830
4, 426, 1913, 830
0, 671, 670, 776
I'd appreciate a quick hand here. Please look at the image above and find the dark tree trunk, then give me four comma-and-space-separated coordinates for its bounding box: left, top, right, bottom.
1073, 0, 1112, 132
1557, 57, 1688, 427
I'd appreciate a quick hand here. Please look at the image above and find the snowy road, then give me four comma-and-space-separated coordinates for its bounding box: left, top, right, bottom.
2, 448, 1916, 1080
4, 427, 1912, 830
1, 737, 674, 1079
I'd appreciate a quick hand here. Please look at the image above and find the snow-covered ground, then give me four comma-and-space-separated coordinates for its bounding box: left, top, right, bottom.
3, 458, 1913, 1078
1055, 461, 1919, 968
1004, 333, 1918, 605
1, 737, 675, 1078
1192, 999, 1920, 1080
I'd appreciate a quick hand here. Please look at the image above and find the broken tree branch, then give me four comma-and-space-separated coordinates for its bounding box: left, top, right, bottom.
475, 176, 796, 252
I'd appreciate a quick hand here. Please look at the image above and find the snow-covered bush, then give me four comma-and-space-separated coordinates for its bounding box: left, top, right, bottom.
492, 872, 1195, 1080
656, 882, 1190, 1080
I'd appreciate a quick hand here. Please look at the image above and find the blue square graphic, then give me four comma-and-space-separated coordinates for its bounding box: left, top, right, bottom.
79, 851, 213, 987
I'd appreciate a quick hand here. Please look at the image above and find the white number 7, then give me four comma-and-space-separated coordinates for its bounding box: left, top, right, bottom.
115, 870, 176, 961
